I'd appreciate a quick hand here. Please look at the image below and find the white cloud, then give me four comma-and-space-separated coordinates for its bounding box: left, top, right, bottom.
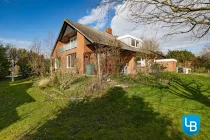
78, 2, 210, 54
111, 3, 210, 54
78, 0, 110, 29
0, 37, 32, 48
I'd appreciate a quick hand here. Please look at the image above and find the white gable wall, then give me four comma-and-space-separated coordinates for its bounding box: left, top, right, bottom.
117, 34, 143, 48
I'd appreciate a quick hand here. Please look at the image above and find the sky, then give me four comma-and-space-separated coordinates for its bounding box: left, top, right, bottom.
0, 0, 209, 55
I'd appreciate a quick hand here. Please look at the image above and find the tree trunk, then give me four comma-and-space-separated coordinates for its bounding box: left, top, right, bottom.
97, 51, 102, 85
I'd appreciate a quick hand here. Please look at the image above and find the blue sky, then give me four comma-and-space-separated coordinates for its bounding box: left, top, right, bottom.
0, 0, 104, 48
0, 0, 209, 55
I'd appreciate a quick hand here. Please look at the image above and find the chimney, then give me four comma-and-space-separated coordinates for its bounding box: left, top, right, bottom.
105, 28, 112, 35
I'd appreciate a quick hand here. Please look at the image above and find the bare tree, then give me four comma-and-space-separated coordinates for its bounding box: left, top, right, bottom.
93, 38, 122, 84
29, 38, 44, 76
137, 39, 162, 72
94, 44, 105, 85
44, 32, 54, 78
6, 45, 19, 81
101, 0, 210, 39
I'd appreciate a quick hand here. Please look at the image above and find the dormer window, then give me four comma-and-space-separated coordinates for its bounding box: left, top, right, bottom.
136, 41, 140, 48
117, 34, 142, 48
131, 39, 141, 48
131, 39, 135, 47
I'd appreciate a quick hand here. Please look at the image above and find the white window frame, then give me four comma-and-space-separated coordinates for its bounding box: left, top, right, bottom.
55, 58, 59, 69
130, 38, 141, 48
131, 38, 136, 47
66, 55, 71, 69
66, 53, 76, 69
69, 36, 77, 49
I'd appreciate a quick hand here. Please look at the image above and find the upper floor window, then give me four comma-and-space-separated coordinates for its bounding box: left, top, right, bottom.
131, 39, 135, 47
131, 38, 141, 48
69, 36, 77, 49
59, 36, 77, 53
136, 41, 140, 48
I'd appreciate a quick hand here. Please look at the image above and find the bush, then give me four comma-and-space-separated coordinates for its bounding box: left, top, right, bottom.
51, 71, 78, 91
38, 78, 51, 89
195, 67, 207, 73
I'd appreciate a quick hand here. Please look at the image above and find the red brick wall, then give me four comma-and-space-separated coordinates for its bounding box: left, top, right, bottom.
156, 61, 177, 72
52, 31, 94, 74
52, 31, 138, 74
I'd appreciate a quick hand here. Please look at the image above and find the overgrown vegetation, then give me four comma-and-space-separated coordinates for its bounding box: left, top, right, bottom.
42, 71, 111, 99
0, 72, 209, 139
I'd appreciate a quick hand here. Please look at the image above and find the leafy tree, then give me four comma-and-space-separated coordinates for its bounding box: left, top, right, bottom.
194, 47, 210, 73
0, 44, 10, 79
16, 49, 31, 78
167, 50, 196, 67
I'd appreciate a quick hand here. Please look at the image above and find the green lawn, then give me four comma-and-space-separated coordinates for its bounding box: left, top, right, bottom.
0, 73, 209, 140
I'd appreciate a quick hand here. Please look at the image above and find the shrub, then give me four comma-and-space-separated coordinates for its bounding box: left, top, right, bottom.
195, 67, 207, 73
51, 71, 78, 91
38, 78, 50, 89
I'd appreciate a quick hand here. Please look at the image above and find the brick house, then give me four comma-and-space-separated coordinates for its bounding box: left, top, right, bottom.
51, 19, 140, 74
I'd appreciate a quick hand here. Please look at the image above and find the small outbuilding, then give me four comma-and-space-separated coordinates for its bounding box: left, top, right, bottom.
154, 59, 177, 72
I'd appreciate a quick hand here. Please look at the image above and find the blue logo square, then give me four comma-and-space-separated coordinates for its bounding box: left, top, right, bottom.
182, 114, 200, 136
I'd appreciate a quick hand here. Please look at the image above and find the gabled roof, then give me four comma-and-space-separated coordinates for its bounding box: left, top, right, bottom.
52, 19, 139, 55
65, 19, 139, 52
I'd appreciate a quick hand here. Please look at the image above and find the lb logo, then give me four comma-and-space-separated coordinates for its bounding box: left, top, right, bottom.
182, 115, 200, 136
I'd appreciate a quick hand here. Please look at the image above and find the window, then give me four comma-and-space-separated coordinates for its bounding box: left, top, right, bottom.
66, 53, 76, 68
137, 58, 146, 67
131, 38, 141, 48
55, 58, 60, 69
136, 41, 140, 48
60, 36, 77, 53
131, 39, 135, 47
69, 36, 77, 49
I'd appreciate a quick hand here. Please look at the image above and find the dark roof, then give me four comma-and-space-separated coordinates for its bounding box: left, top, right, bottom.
65, 19, 139, 52
52, 19, 167, 58
52, 19, 139, 54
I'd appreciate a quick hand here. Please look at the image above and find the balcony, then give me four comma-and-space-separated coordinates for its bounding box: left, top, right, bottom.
59, 37, 77, 53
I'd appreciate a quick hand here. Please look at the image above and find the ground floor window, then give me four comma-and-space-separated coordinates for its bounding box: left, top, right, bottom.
137, 57, 146, 67
55, 58, 60, 69
66, 53, 76, 68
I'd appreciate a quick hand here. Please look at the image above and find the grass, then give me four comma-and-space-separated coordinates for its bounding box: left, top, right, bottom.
0, 78, 68, 140
0, 73, 209, 139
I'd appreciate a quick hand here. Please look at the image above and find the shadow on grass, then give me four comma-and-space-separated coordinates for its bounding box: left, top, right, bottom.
0, 79, 35, 130
166, 77, 210, 107
23, 87, 183, 140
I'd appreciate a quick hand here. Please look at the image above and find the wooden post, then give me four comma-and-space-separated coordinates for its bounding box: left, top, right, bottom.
97, 46, 102, 84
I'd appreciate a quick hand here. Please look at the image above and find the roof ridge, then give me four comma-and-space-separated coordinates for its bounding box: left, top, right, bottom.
65, 19, 114, 38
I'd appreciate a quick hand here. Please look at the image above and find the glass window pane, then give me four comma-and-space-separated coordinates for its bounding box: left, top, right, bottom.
136, 41, 139, 47
68, 55, 71, 68
131, 39, 135, 47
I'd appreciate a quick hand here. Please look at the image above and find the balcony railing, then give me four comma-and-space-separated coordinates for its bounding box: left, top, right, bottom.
59, 40, 77, 53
